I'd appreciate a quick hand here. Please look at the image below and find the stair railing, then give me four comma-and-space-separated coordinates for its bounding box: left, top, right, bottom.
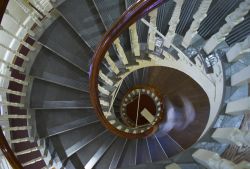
0, 127, 23, 169
0, 2, 23, 169
0, 0, 249, 168
90, 0, 250, 167
0, 0, 52, 168
89, 0, 167, 138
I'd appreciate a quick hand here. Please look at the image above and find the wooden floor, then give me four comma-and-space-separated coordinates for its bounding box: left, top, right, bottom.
146, 66, 210, 149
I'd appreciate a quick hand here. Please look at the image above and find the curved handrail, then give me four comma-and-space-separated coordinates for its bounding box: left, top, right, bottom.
0, 1, 24, 168
0, 127, 24, 169
89, 0, 167, 138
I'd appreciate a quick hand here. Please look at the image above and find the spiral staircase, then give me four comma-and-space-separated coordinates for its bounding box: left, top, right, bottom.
0, 0, 250, 169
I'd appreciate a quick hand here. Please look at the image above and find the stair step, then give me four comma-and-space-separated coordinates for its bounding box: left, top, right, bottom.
95, 138, 126, 169
156, 134, 184, 157
147, 135, 168, 162
74, 131, 114, 167
31, 47, 89, 92
39, 17, 92, 72
15, 146, 42, 156
31, 100, 92, 109
51, 123, 105, 162
84, 136, 117, 169
30, 79, 91, 109
109, 139, 128, 169
47, 115, 98, 137
9, 137, 34, 144
22, 156, 45, 167
57, 0, 106, 50
33, 74, 88, 93
136, 139, 152, 164
117, 139, 137, 168
36, 109, 96, 138
194, 141, 229, 156
213, 115, 245, 128
19, 0, 250, 169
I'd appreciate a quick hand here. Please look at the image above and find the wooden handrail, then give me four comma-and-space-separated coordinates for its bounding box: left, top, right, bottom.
89, 0, 167, 138
0, 1, 24, 168
0, 127, 24, 169
0, 0, 8, 23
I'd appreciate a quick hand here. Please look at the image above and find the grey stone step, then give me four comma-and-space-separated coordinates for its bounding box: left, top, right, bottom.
95, 138, 127, 169
147, 135, 168, 162
156, 134, 184, 157
30, 79, 91, 109
136, 139, 152, 165
117, 139, 138, 168
57, 0, 106, 50
51, 123, 105, 163
31, 100, 92, 110
39, 17, 92, 73
74, 131, 115, 168
31, 47, 89, 92
36, 109, 98, 138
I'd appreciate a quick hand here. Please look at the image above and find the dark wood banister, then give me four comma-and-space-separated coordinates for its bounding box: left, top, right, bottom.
89, 0, 167, 138
0, 127, 24, 169
0, 0, 8, 23
0, 1, 24, 168
0, 1, 166, 168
